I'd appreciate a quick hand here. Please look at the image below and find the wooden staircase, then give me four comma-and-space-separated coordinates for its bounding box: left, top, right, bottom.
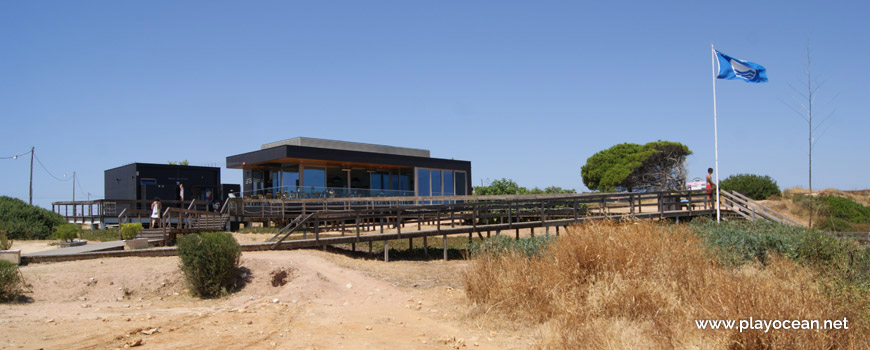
268, 212, 316, 248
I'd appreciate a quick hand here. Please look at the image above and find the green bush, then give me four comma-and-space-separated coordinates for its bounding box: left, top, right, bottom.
824, 196, 870, 224
120, 223, 143, 240
54, 223, 80, 242
79, 228, 121, 242
719, 174, 781, 200
815, 216, 855, 233
0, 196, 66, 240
0, 230, 12, 250
0, 260, 25, 302
177, 232, 242, 298
693, 220, 870, 288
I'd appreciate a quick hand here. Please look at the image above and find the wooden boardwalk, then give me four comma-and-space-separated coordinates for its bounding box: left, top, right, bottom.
30, 190, 811, 264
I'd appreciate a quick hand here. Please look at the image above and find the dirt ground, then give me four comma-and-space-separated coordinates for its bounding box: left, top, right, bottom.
1, 247, 536, 350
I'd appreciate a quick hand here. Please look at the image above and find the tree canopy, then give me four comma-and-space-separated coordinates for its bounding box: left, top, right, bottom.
581, 141, 691, 192
474, 178, 575, 195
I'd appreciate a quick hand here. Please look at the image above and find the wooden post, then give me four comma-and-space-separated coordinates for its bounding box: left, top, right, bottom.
542, 200, 548, 236
508, 201, 513, 229
630, 194, 635, 215
397, 210, 402, 237
443, 234, 448, 260
384, 240, 389, 262
573, 198, 578, 221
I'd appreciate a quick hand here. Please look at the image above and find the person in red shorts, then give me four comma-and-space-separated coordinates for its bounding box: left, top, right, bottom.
706, 168, 715, 207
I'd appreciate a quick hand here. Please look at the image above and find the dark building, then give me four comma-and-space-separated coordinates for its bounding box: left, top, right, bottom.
104, 163, 235, 203
226, 137, 472, 198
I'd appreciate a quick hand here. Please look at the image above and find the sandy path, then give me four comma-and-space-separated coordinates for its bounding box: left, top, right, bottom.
1, 250, 530, 350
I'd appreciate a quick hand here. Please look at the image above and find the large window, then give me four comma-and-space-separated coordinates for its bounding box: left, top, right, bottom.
281, 165, 299, 194
431, 170, 442, 196
417, 169, 430, 196
455, 171, 467, 195
417, 168, 466, 197
303, 167, 325, 192
443, 171, 454, 196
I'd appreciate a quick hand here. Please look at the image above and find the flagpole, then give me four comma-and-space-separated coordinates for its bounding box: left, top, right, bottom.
711, 43, 721, 222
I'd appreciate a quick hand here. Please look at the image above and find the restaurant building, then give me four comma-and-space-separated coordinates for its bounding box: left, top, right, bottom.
225, 137, 472, 198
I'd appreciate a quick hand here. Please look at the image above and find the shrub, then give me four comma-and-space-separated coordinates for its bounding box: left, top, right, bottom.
120, 223, 143, 240
0, 196, 66, 240
177, 232, 242, 298
0, 260, 25, 302
824, 195, 870, 224
719, 174, 780, 200
54, 223, 80, 242
79, 228, 121, 242
0, 230, 12, 250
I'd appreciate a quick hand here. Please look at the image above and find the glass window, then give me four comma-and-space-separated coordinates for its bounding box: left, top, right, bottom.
350, 170, 369, 189
281, 165, 299, 195
431, 170, 442, 196
443, 171, 454, 196
252, 170, 265, 196
400, 175, 411, 192
455, 171, 466, 195
417, 169, 430, 196
326, 167, 346, 189
371, 173, 383, 190
303, 168, 325, 192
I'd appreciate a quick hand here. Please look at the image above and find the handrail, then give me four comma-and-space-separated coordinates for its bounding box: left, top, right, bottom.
728, 191, 802, 226
719, 190, 802, 226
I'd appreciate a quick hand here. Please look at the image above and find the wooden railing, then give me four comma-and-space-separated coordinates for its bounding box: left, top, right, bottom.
225, 190, 714, 219
719, 190, 802, 226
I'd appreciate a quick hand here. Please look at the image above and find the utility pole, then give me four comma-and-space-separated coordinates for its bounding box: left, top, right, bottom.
807, 48, 814, 229
29, 147, 34, 205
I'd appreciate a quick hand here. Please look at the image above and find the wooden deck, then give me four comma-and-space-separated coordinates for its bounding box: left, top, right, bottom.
30, 189, 815, 264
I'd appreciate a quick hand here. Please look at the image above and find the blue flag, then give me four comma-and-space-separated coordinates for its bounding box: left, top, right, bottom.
715, 50, 768, 83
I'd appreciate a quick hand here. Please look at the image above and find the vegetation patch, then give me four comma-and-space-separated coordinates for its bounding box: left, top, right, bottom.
787, 192, 870, 231
0, 260, 26, 302
54, 223, 80, 242
177, 232, 242, 298
464, 220, 868, 349
470, 235, 552, 258
719, 173, 780, 200
120, 223, 143, 240
0, 196, 66, 240
79, 228, 122, 242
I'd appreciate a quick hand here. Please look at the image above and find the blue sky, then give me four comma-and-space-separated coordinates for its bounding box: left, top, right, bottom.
1, 1, 867, 209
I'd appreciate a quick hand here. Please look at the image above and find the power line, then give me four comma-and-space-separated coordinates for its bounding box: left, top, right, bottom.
76, 175, 87, 198
0, 149, 32, 160
33, 154, 71, 182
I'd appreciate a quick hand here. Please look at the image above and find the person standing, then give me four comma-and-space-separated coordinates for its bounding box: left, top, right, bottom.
706, 168, 715, 207
150, 197, 162, 228
179, 184, 185, 208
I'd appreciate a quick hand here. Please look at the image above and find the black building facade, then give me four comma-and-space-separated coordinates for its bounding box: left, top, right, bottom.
104, 163, 231, 203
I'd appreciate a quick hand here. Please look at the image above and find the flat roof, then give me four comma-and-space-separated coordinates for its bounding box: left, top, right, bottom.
261, 137, 430, 158
104, 162, 220, 172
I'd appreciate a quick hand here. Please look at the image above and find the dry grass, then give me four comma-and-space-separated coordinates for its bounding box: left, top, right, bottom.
464, 220, 869, 349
